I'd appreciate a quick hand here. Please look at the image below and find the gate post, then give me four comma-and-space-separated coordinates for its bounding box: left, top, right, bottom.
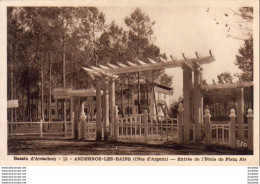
229, 109, 236, 148
204, 109, 211, 145
103, 78, 110, 141
79, 101, 86, 140
237, 88, 244, 142
144, 110, 148, 143
247, 109, 253, 151
114, 105, 119, 141
177, 103, 184, 144
194, 66, 202, 144
71, 112, 75, 139
182, 66, 193, 144
96, 78, 102, 141
110, 79, 115, 140
40, 120, 43, 138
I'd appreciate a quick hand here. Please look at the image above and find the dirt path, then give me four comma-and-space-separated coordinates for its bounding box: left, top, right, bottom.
8, 139, 252, 155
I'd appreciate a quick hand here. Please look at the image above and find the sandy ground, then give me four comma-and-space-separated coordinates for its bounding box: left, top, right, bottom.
8, 139, 252, 155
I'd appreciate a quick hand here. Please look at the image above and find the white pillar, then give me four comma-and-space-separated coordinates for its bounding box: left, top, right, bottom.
109, 79, 116, 140
237, 88, 244, 141
103, 78, 109, 141
182, 67, 192, 144
96, 78, 102, 141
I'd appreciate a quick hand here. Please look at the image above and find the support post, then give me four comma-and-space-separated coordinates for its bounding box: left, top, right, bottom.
229, 109, 236, 148
79, 101, 86, 140
103, 78, 109, 141
237, 88, 244, 141
40, 120, 43, 138
144, 110, 148, 143
71, 112, 75, 139
73, 98, 80, 140
109, 79, 115, 140
199, 68, 204, 124
114, 105, 119, 141
182, 66, 193, 144
96, 78, 102, 141
204, 109, 211, 145
247, 109, 253, 151
177, 103, 184, 144
194, 66, 202, 144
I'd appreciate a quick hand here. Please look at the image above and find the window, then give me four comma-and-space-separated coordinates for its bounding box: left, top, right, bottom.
52, 109, 55, 115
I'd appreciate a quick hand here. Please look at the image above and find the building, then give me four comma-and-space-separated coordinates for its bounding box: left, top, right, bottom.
115, 82, 173, 118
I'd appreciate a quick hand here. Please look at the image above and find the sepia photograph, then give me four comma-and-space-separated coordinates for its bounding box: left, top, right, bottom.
5, 4, 257, 159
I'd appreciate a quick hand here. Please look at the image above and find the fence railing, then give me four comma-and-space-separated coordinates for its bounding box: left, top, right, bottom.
202, 108, 253, 150
8, 121, 73, 139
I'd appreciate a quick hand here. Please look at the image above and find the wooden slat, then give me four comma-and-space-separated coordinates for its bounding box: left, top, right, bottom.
99, 64, 111, 70
107, 63, 119, 69
104, 56, 214, 75
82, 67, 102, 77
117, 62, 128, 68
91, 66, 103, 71
147, 58, 157, 64
127, 61, 136, 66
159, 57, 168, 62
137, 59, 147, 65
201, 81, 253, 90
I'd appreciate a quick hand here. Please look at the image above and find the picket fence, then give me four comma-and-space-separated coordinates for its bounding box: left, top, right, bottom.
7, 104, 253, 150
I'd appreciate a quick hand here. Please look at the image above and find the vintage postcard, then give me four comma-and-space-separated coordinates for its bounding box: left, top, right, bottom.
0, 0, 259, 166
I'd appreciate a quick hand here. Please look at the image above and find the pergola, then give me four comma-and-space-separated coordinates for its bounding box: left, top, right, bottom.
82, 51, 216, 143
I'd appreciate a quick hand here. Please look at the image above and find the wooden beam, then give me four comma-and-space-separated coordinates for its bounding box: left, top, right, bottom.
99, 64, 111, 70
105, 56, 214, 75
82, 67, 102, 77
117, 62, 128, 68
137, 59, 147, 65
83, 67, 118, 79
147, 58, 157, 64
159, 57, 168, 62
127, 61, 137, 66
91, 66, 103, 71
201, 81, 253, 90
107, 63, 119, 69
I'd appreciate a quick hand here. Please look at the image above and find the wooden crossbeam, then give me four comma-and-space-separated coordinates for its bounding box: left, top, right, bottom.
82, 67, 102, 77
147, 58, 157, 64
117, 62, 128, 68
91, 66, 103, 71
201, 81, 253, 90
102, 56, 214, 75
107, 63, 119, 69
99, 64, 111, 70
127, 61, 137, 66
159, 57, 168, 62
137, 59, 147, 65
83, 67, 118, 79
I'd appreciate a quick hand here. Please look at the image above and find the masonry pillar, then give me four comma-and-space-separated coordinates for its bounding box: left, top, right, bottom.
237, 87, 244, 141
199, 68, 204, 124
103, 77, 109, 141
109, 79, 116, 140
182, 66, 193, 144
194, 66, 202, 144
96, 78, 102, 141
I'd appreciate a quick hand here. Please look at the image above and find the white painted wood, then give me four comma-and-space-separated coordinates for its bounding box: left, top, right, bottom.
107, 63, 119, 69
201, 81, 253, 90
137, 59, 147, 65
126, 61, 136, 66
99, 64, 111, 70
147, 58, 156, 64
117, 62, 128, 68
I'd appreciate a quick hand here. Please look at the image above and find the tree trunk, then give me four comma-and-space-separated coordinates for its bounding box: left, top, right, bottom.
49, 54, 52, 122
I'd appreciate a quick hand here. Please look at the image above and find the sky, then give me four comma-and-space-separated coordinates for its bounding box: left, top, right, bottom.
98, 6, 249, 101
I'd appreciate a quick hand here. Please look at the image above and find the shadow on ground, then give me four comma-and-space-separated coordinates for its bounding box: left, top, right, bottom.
8, 139, 252, 155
